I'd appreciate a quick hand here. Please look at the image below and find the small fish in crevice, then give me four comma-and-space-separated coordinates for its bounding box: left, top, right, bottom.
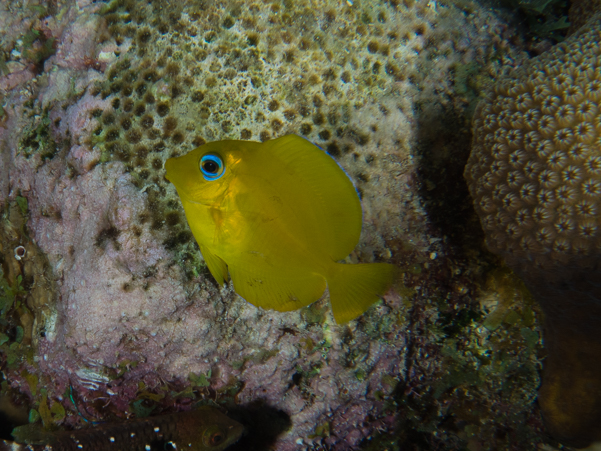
165, 134, 398, 324
0, 406, 243, 451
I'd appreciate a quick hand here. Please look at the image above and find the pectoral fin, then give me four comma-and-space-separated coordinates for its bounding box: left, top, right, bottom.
200, 245, 229, 286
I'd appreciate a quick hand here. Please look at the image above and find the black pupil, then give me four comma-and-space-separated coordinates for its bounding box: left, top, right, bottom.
203, 160, 219, 173
211, 433, 224, 445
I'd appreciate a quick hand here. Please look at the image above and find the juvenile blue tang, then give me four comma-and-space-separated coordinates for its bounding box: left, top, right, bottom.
0, 406, 243, 451
165, 134, 397, 323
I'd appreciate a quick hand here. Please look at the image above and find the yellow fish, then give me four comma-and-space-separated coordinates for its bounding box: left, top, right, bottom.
165, 134, 397, 323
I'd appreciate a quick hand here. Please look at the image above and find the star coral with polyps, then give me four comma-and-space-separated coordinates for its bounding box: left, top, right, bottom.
465, 14, 601, 448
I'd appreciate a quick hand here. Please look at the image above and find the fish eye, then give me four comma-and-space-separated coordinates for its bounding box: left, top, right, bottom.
200, 153, 225, 181
203, 427, 226, 447
209, 432, 224, 445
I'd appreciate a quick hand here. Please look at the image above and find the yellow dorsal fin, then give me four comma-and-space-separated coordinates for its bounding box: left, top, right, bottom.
259, 135, 363, 260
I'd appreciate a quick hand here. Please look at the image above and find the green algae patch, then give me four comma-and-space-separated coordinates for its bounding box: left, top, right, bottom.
0, 200, 64, 443
136, 391, 165, 402
38, 394, 66, 429
16, 196, 28, 216
189, 370, 211, 388
309, 422, 331, 439
251, 348, 280, 364
131, 398, 156, 418
0, 273, 27, 317
480, 268, 537, 332
112, 358, 141, 378
301, 302, 328, 325
299, 337, 316, 353
520, 328, 540, 350
18, 110, 64, 162
28, 408, 40, 424
355, 369, 367, 382
22, 371, 38, 397
230, 360, 244, 370
215, 378, 244, 400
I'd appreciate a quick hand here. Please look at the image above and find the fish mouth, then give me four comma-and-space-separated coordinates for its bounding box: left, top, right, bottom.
180, 196, 213, 206
229, 422, 245, 444
163, 157, 175, 180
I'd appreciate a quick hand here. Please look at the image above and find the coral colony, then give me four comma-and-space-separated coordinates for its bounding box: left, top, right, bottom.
465, 16, 601, 448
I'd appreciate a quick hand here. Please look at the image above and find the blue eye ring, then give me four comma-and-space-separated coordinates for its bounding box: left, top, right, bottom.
200, 153, 225, 181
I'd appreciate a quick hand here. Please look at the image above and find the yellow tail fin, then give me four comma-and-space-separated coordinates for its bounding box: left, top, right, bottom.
327, 262, 399, 323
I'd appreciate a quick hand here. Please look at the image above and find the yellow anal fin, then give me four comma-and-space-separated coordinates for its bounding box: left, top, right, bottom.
228, 265, 326, 312
200, 245, 229, 286
327, 262, 399, 324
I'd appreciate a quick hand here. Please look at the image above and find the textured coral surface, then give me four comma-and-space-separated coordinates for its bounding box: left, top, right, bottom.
1, 0, 550, 449
465, 14, 601, 448
466, 15, 601, 276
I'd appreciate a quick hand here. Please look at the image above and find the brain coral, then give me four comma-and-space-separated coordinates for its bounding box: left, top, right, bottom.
465, 14, 601, 448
